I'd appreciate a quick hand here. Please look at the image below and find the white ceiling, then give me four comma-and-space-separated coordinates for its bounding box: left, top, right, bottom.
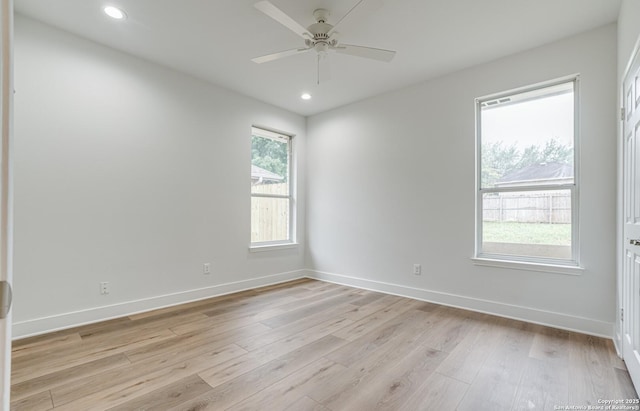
15, 0, 621, 116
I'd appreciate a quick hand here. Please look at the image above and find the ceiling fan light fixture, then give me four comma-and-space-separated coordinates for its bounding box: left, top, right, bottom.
104, 6, 126, 20
301, 93, 312, 100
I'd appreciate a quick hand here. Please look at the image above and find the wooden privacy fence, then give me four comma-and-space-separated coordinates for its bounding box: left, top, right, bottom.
483, 192, 571, 223
251, 183, 289, 242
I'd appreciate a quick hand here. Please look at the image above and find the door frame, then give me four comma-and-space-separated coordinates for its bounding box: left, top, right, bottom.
618, 32, 640, 367
0, 0, 13, 408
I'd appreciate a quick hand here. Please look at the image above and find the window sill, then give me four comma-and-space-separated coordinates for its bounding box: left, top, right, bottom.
471, 257, 584, 276
249, 242, 299, 253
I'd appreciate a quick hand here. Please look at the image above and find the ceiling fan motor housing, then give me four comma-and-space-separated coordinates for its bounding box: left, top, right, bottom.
307, 10, 336, 54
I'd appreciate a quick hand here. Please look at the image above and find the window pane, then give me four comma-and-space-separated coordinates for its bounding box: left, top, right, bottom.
251, 132, 289, 196
251, 197, 290, 243
480, 82, 574, 189
482, 190, 571, 260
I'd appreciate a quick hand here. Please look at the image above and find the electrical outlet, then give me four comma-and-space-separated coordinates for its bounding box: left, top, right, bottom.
203, 263, 211, 275
100, 281, 110, 295
413, 264, 422, 276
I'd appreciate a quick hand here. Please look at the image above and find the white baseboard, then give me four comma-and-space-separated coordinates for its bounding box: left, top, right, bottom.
614, 331, 623, 357
305, 269, 614, 338
14, 268, 614, 340
13, 270, 306, 339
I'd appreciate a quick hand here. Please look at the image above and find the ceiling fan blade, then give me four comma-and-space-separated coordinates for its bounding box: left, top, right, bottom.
254, 1, 312, 39
327, 0, 383, 36
252, 47, 311, 64
334, 44, 396, 62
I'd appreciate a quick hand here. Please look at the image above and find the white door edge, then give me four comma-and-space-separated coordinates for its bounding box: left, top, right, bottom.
0, 0, 14, 408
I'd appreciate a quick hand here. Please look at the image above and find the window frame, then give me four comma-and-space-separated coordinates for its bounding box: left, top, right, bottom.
250, 126, 296, 249
474, 76, 580, 268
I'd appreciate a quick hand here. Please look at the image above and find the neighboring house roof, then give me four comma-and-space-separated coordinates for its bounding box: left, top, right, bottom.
251, 164, 284, 183
497, 162, 573, 185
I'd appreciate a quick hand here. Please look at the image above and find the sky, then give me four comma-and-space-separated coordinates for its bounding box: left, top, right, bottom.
481, 91, 574, 149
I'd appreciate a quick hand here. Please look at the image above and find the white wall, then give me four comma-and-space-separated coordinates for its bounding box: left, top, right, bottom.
618, 0, 640, 77
306, 24, 618, 336
13, 15, 306, 337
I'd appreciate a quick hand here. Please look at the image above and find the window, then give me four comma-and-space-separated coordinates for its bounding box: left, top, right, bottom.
251, 127, 294, 246
476, 78, 578, 266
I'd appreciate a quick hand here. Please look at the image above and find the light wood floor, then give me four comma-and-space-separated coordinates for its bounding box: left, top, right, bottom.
10, 279, 638, 410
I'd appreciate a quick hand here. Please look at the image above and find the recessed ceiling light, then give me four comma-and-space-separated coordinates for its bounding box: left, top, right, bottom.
301, 93, 311, 100
104, 6, 126, 20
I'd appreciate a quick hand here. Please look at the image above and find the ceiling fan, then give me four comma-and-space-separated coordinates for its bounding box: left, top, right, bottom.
252, 0, 396, 84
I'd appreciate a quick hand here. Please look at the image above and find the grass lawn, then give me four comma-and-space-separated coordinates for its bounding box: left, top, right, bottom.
483, 221, 571, 245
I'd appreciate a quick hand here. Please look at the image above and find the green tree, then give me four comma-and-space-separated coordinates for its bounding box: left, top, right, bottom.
541, 138, 573, 164
482, 138, 573, 187
252, 135, 289, 181
481, 141, 519, 188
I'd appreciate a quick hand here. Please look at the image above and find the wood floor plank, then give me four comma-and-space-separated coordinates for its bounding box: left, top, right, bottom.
350, 291, 386, 307
10, 279, 635, 410
318, 344, 447, 410
332, 298, 421, 341
52, 344, 246, 411
106, 374, 212, 411
73, 316, 141, 336
325, 304, 431, 367
167, 309, 281, 336
127, 297, 243, 322
614, 367, 639, 399
511, 357, 569, 411
312, 316, 436, 405
285, 284, 342, 300
398, 372, 469, 411
435, 314, 505, 384
341, 294, 404, 322
197, 317, 351, 389
12, 333, 82, 360
299, 280, 343, 291
283, 396, 329, 411
79, 312, 208, 341
16, 318, 181, 361
200, 295, 299, 321
260, 289, 365, 328
528, 326, 571, 364
124, 322, 269, 364
417, 306, 478, 353
191, 350, 268, 393
13, 317, 131, 348
12, 328, 176, 384
168, 290, 311, 336
10, 390, 53, 411
232, 284, 349, 316
568, 333, 619, 406
50, 344, 246, 407
11, 353, 131, 402
456, 320, 536, 411
240, 315, 352, 353
239, 305, 355, 351
184, 335, 347, 410
226, 358, 347, 411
